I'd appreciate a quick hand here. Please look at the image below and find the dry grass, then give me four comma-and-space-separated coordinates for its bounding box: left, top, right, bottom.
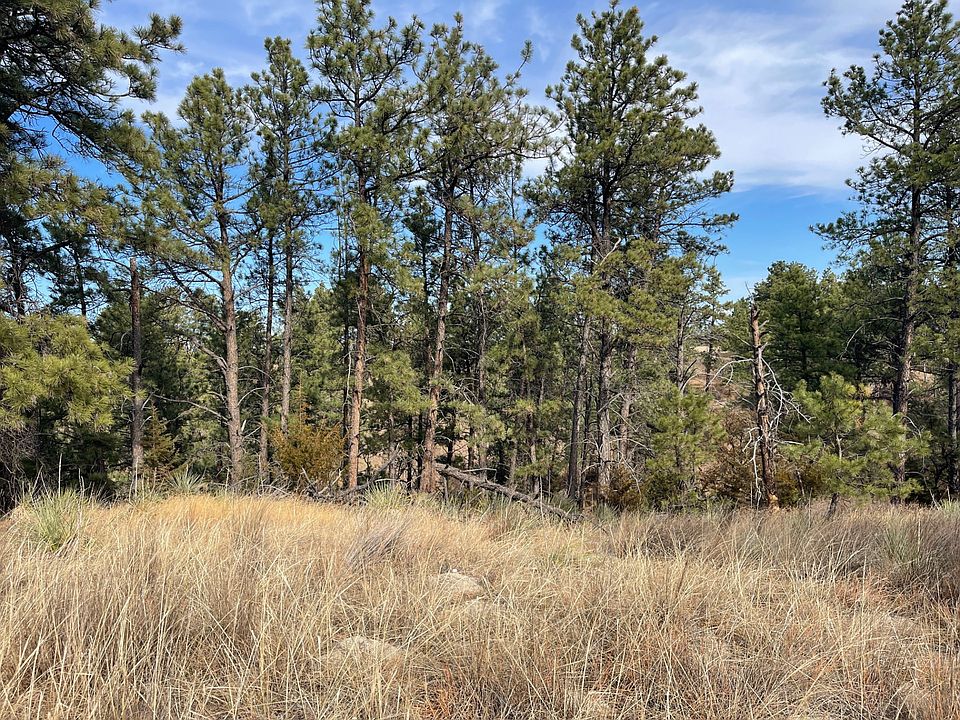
0, 494, 958, 719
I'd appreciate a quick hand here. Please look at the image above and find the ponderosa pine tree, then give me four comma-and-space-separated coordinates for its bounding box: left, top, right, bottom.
133, 70, 254, 486
414, 16, 546, 492
542, 0, 733, 498
753, 262, 848, 389
309, 0, 422, 490
820, 0, 960, 487
0, 314, 129, 501
248, 38, 325, 477
1, 1, 181, 318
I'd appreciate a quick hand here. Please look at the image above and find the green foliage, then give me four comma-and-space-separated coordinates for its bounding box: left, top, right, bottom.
753, 262, 850, 389
643, 386, 725, 507
17, 488, 89, 552
0, 0, 181, 160
6, 0, 960, 510
817, 0, 960, 491
544, 1, 735, 256
0, 314, 128, 431
309, 0, 422, 204
784, 374, 928, 499
247, 35, 324, 276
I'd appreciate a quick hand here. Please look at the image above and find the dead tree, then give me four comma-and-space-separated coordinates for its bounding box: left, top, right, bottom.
750, 300, 778, 508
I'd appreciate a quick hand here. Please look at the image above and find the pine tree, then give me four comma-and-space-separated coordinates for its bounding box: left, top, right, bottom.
132, 70, 255, 486
414, 16, 546, 492
753, 262, 848, 389
246, 38, 321, 476
309, 0, 422, 489
542, 0, 733, 498
820, 0, 960, 486
248, 37, 325, 449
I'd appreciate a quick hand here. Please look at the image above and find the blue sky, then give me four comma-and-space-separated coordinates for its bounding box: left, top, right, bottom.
101, 0, 924, 293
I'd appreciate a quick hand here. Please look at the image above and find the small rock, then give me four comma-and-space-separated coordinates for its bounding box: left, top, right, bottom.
434, 571, 485, 602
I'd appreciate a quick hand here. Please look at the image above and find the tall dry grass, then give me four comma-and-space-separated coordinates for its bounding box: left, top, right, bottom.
0, 494, 957, 719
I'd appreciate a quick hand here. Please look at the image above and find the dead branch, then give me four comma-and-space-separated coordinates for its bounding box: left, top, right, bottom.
437, 464, 580, 521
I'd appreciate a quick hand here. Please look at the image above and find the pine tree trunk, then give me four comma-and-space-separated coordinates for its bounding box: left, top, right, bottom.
446, 408, 456, 465
421, 202, 453, 493
6, 239, 26, 318
704, 325, 717, 393
280, 223, 294, 435
210, 198, 244, 486
567, 317, 592, 501
341, 232, 352, 440
618, 344, 637, 464
891, 189, 922, 487
73, 246, 87, 319
595, 183, 614, 495
948, 364, 959, 496
387, 411, 397, 480
597, 318, 614, 494
750, 301, 777, 507
129, 256, 144, 496
529, 375, 544, 496
469, 210, 488, 472
345, 238, 368, 490
258, 231, 276, 483
222, 256, 244, 487
947, 190, 958, 497
583, 367, 595, 490
406, 416, 415, 488
674, 309, 686, 391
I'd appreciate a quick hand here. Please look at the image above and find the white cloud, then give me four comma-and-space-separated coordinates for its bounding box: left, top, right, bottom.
653, 0, 906, 192
458, 0, 505, 43
473, 0, 502, 26
524, 5, 555, 52
102, 0, 944, 197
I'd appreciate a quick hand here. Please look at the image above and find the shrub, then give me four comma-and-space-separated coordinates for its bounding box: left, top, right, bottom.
272, 421, 343, 491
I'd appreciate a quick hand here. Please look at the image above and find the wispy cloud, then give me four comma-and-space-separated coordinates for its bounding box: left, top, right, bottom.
654, 0, 904, 192
101, 0, 924, 194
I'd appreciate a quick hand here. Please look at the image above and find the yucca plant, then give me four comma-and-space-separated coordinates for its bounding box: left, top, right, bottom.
18, 488, 89, 552
167, 466, 207, 495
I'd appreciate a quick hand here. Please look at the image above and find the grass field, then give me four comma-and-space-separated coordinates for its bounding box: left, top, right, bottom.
1, 492, 959, 719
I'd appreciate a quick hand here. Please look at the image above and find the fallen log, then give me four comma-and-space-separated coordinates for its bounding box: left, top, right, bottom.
437, 464, 580, 521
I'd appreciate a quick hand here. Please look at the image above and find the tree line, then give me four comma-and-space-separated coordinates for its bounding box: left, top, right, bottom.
2, 0, 960, 509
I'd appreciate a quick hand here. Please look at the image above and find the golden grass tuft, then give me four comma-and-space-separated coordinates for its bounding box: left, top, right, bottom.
0, 494, 958, 718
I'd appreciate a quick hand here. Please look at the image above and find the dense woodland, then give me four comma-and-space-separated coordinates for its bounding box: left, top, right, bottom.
3, 0, 960, 510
